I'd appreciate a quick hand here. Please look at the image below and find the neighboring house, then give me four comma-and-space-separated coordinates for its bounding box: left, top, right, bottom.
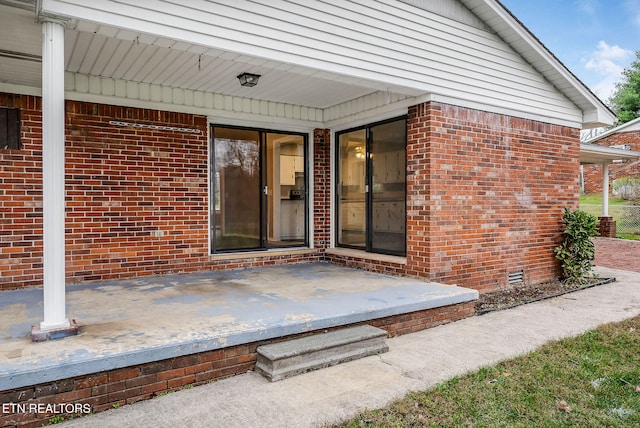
582, 117, 640, 194
0, 0, 615, 323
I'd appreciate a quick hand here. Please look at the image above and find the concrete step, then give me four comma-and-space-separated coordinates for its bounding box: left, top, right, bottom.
255, 325, 389, 382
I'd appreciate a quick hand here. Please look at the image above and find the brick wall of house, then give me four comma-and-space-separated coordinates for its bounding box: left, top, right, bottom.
63, 101, 212, 283
2, 94, 580, 293
325, 251, 406, 276
582, 130, 640, 194
0, 94, 43, 289
0, 94, 323, 290
312, 128, 331, 250
406, 102, 580, 292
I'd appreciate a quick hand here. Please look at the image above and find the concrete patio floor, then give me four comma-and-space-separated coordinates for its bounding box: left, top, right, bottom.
0, 262, 478, 391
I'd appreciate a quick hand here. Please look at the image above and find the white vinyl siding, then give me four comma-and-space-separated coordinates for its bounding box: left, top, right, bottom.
42, 0, 582, 125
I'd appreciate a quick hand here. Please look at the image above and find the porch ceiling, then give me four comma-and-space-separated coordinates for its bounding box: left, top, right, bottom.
0, 4, 421, 110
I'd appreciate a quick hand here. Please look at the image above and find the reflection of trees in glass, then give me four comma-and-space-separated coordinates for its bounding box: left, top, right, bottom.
215, 138, 259, 175
214, 138, 261, 240
214, 171, 221, 211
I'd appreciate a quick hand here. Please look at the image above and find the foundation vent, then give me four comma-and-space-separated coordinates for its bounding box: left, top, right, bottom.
508, 270, 524, 285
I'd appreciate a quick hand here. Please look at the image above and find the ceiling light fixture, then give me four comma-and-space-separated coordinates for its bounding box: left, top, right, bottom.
237, 72, 261, 87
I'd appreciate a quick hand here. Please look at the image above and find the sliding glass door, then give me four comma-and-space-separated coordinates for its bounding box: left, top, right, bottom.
212, 128, 263, 251
337, 129, 366, 248
370, 119, 406, 254
337, 117, 406, 256
211, 126, 307, 253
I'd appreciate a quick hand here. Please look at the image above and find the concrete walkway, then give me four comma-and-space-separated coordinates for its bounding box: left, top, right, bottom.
61, 266, 640, 428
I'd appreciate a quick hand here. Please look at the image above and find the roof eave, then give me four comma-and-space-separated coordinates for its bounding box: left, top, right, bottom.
463, 0, 616, 128
585, 116, 640, 143
580, 143, 640, 164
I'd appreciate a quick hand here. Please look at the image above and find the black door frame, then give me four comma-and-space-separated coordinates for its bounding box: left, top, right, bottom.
210, 124, 308, 253
335, 116, 407, 256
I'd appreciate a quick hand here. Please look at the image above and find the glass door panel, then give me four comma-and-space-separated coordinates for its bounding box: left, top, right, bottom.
338, 129, 367, 248
336, 117, 406, 256
212, 127, 263, 251
266, 133, 306, 247
211, 126, 307, 253
370, 120, 406, 254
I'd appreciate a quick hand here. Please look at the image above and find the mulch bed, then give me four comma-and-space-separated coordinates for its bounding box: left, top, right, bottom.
475, 277, 616, 315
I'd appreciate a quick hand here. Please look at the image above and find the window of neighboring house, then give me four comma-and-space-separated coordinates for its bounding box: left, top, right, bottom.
0, 107, 21, 150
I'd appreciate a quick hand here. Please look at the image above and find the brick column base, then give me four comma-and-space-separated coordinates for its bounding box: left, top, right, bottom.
598, 216, 616, 238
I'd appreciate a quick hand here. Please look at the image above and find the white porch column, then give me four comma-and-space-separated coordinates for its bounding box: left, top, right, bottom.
602, 161, 610, 217
40, 19, 70, 331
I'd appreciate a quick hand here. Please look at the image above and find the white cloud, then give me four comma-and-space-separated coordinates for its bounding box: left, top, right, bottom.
583, 41, 634, 99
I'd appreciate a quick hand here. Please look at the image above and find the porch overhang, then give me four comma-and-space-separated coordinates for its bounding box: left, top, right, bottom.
580, 143, 640, 218
580, 143, 640, 165
0, 0, 615, 130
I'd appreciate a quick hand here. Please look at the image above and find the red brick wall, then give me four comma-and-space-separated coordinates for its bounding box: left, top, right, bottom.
312, 128, 331, 250
406, 102, 580, 292
0, 94, 43, 288
63, 101, 211, 282
0, 94, 324, 290
582, 130, 640, 194
325, 252, 405, 276
2, 94, 578, 293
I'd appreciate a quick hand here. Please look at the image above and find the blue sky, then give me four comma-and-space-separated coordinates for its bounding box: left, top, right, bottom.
500, 0, 640, 103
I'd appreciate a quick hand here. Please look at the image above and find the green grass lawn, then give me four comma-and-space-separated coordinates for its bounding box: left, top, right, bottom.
616, 233, 640, 241
337, 316, 640, 427
580, 193, 628, 205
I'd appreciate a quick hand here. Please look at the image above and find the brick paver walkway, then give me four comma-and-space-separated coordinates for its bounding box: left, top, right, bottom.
594, 237, 640, 272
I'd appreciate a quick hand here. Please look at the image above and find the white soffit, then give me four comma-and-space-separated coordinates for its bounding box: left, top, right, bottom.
1, 0, 615, 127
63, 28, 384, 109
580, 143, 640, 164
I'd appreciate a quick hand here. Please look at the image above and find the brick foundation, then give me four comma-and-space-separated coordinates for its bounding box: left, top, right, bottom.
598, 216, 616, 238
0, 301, 475, 428
325, 250, 406, 276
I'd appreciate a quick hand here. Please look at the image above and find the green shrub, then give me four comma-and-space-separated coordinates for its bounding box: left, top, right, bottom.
554, 208, 599, 284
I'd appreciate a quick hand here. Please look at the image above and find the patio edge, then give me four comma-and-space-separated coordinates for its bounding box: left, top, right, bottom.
0, 300, 476, 428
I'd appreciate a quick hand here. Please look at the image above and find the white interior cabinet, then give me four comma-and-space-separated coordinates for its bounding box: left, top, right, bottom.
280, 155, 303, 186
280, 199, 305, 239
